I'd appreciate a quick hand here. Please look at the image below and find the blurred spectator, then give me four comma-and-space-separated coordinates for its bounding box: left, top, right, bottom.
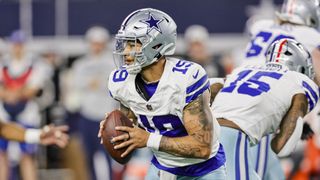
184, 25, 226, 77
37, 46, 61, 113
0, 30, 51, 180
60, 68, 89, 180
71, 26, 118, 180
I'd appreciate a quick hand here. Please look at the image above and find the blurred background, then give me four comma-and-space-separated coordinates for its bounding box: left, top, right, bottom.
0, 0, 319, 180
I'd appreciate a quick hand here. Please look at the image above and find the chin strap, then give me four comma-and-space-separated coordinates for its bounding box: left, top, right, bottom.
277, 116, 304, 157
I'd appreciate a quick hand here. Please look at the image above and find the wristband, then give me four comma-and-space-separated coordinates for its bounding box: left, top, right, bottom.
25, 129, 41, 144
147, 133, 162, 151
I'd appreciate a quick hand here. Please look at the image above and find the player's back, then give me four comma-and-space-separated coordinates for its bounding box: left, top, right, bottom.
242, 19, 320, 65
212, 63, 318, 144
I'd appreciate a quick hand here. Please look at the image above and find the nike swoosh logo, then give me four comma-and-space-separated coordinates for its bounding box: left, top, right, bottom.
192, 70, 199, 79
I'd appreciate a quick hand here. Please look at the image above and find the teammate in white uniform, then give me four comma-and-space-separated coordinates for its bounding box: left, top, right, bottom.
212, 38, 319, 180
243, 0, 320, 86
98, 8, 226, 179
242, 0, 320, 178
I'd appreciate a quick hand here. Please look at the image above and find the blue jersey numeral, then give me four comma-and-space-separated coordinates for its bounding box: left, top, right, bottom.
112, 69, 128, 82
246, 31, 272, 57
246, 31, 294, 57
172, 60, 193, 74
221, 70, 283, 97
221, 70, 252, 93
139, 115, 188, 137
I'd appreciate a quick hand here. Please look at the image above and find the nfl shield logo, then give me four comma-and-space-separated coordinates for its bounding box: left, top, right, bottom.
146, 104, 153, 111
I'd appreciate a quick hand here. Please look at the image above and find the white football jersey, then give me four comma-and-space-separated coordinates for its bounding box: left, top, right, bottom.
242, 19, 320, 65
108, 57, 222, 169
212, 64, 319, 145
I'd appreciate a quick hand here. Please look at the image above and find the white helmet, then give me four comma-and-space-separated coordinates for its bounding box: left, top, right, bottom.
276, 0, 320, 29
113, 8, 177, 74
266, 38, 314, 79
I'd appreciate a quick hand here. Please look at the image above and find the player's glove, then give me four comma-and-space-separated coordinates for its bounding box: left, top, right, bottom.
301, 122, 314, 140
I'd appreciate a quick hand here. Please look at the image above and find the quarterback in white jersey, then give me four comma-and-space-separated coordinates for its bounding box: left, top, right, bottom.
212, 39, 319, 180
243, 0, 320, 86
108, 58, 224, 175
98, 8, 226, 179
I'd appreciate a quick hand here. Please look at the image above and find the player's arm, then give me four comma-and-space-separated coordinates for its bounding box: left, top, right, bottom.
0, 121, 69, 147
111, 90, 214, 159
209, 83, 224, 105
271, 93, 308, 156
159, 90, 213, 159
208, 78, 225, 104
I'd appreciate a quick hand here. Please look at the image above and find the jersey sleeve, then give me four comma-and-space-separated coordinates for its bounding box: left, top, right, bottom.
107, 69, 130, 107
286, 72, 319, 113
185, 63, 210, 105
299, 75, 319, 112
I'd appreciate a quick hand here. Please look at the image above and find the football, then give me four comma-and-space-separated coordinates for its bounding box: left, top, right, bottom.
102, 109, 134, 164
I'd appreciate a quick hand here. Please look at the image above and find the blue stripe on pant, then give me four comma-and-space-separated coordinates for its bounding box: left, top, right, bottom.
251, 135, 285, 180
220, 126, 260, 180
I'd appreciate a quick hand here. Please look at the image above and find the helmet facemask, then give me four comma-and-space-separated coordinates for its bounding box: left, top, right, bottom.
113, 36, 145, 74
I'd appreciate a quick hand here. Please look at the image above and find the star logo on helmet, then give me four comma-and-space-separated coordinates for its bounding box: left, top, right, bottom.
140, 13, 163, 34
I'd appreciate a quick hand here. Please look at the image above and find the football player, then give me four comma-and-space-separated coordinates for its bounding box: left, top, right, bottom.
242, 0, 320, 178
243, 0, 320, 86
211, 38, 319, 180
98, 8, 227, 179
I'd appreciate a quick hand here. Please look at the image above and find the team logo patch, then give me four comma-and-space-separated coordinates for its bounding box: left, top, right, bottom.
146, 104, 153, 111
140, 13, 163, 34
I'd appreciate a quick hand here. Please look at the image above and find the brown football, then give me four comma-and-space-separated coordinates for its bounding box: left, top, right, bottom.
102, 109, 134, 164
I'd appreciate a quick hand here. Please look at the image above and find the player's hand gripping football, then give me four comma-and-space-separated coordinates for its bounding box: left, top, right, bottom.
40, 124, 69, 148
112, 124, 150, 157
98, 113, 150, 158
